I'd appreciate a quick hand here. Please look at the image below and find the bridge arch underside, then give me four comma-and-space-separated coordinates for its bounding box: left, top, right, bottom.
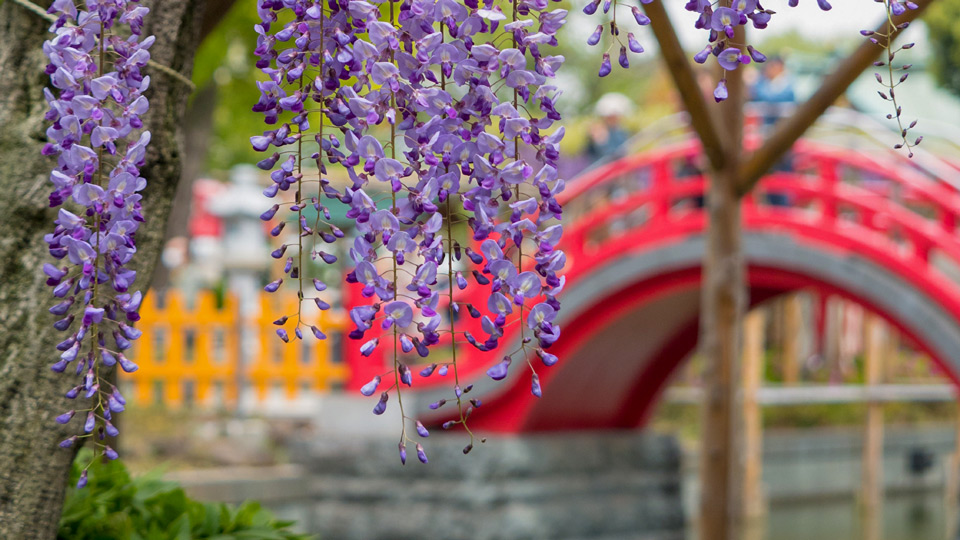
451, 231, 960, 433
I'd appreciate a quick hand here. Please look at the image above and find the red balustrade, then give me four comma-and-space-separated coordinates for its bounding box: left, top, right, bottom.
343, 132, 960, 429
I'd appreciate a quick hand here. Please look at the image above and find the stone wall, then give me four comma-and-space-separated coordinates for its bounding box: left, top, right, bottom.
172, 431, 685, 540
170, 425, 960, 539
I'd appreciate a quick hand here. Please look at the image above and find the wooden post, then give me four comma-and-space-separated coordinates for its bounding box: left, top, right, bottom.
825, 296, 844, 383
861, 315, 886, 540
885, 331, 900, 383
782, 293, 802, 385
743, 309, 767, 523
945, 407, 960, 540
696, 16, 748, 540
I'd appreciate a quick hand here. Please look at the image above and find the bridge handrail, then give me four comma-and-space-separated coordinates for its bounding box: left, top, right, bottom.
566, 149, 960, 266
566, 136, 960, 222
604, 105, 960, 193
666, 384, 957, 406
347, 109, 960, 400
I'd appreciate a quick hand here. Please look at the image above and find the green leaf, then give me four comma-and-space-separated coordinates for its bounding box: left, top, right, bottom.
58, 453, 310, 540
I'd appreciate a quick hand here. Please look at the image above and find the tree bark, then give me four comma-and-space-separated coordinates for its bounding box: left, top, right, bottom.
151, 0, 237, 290
697, 18, 747, 540
644, 0, 729, 173
0, 1, 208, 537
151, 82, 219, 290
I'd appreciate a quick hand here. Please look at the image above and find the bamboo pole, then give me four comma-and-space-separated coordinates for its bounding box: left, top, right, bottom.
782, 294, 802, 385
743, 309, 767, 523
826, 297, 844, 383
945, 407, 960, 540
861, 315, 886, 540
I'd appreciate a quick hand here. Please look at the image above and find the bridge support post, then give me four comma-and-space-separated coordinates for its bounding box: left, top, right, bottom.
825, 296, 845, 383
946, 409, 960, 540
743, 309, 767, 530
782, 293, 803, 385
860, 314, 886, 540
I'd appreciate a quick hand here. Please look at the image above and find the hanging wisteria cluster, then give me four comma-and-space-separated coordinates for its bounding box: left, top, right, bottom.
251, 0, 345, 347
686, 0, 783, 102
582, 0, 921, 154
866, 0, 921, 156
582, 0, 819, 99
252, 0, 567, 461
41, 0, 153, 487
584, 0, 650, 77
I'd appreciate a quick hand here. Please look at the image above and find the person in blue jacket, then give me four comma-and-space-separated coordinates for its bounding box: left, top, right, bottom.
752, 57, 796, 206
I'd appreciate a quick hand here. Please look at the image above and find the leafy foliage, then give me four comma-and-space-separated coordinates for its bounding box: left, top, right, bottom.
58, 450, 311, 540
191, 0, 266, 173
926, 0, 960, 97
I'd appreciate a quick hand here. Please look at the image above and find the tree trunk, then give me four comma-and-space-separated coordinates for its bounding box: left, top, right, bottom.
151, 82, 219, 290
0, 1, 208, 536
698, 20, 748, 540
698, 166, 747, 540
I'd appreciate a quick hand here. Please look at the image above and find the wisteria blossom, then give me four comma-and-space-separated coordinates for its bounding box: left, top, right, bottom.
581, 0, 920, 155
253, 0, 567, 460
41, 0, 153, 486
252, 0, 346, 345
583, 0, 651, 76
38, 0, 924, 476
865, 0, 922, 156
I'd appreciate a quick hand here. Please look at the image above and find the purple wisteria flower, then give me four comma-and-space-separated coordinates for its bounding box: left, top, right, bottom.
863, 0, 921, 156
581, 0, 823, 101
683, 0, 773, 100
42, 0, 153, 478
582, 0, 650, 74
256, 0, 568, 461
716, 48, 743, 71
251, 0, 348, 347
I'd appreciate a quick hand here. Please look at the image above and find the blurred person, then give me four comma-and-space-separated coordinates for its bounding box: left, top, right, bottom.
585, 92, 635, 164
751, 57, 796, 206
752, 56, 796, 127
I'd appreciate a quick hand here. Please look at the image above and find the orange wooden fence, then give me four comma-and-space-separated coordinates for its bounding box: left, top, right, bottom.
121, 290, 348, 408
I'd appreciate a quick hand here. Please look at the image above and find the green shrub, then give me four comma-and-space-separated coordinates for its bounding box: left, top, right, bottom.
59, 450, 312, 540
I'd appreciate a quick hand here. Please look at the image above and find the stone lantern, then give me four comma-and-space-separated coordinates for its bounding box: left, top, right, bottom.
208, 165, 270, 416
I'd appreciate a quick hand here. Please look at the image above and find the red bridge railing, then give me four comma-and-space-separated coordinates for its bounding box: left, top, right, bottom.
344, 118, 960, 403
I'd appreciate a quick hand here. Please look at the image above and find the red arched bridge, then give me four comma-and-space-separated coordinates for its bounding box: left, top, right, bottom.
345, 111, 960, 433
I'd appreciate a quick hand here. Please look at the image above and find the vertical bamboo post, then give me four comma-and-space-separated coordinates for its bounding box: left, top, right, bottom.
885, 331, 900, 383
861, 314, 885, 540
782, 293, 802, 385
826, 296, 844, 383
743, 309, 767, 529
945, 402, 960, 540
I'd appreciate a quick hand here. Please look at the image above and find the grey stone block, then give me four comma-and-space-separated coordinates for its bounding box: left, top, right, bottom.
168, 432, 685, 540
297, 431, 684, 540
